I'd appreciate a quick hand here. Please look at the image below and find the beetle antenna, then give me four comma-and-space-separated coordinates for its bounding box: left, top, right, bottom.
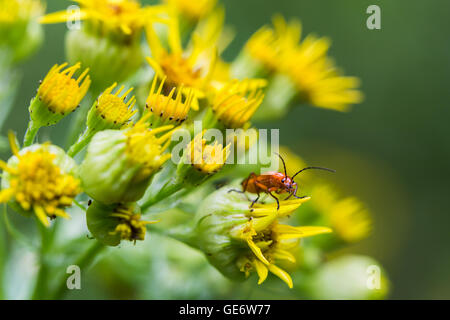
291, 166, 336, 180
274, 152, 287, 177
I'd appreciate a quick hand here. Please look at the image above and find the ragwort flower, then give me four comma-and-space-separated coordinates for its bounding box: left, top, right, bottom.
0, 133, 81, 227
192, 187, 331, 288
0, 0, 44, 62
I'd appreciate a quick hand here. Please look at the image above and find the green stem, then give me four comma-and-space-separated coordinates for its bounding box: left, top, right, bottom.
51, 240, 105, 300
23, 121, 39, 147
31, 222, 54, 300
150, 223, 197, 249
67, 128, 95, 157
140, 177, 185, 210
2, 205, 34, 249
65, 89, 100, 149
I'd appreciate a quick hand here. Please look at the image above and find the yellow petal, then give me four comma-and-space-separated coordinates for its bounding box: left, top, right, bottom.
0, 189, 15, 203
34, 205, 50, 227
246, 238, 269, 265
253, 259, 268, 284
268, 264, 293, 289
272, 248, 296, 263
39, 10, 88, 24
252, 213, 277, 232
274, 225, 332, 240
8, 131, 19, 156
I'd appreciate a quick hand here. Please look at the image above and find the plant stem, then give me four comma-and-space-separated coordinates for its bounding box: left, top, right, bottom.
140, 178, 185, 210
23, 121, 39, 147
65, 88, 99, 149
51, 240, 105, 300
67, 129, 94, 157
31, 222, 54, 299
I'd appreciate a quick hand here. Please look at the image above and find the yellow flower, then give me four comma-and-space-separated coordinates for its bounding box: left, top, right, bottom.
192, 7, 235, 91
232, 199, 332, 288
244, 15, 363, 111
245, 14, 301, 72
310, 184, 372, 243
125, 116, 174, 182
109, 204, 158, 243
0, 133, 81, 227
211, 79, 266, 129
95, 83, 137, 128
146, 75, 194, 127
166, 0, 216, 21
38, 62, 91, 115
145, 17, 216, 109
40, 0, 168, 36
0, 0, 43, 24
186, 130, 230, 174
282, 35, 363, 112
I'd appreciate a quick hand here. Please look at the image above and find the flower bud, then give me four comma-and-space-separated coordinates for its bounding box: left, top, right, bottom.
86, 201, 158, 246
41, 0, 168, 91
140, 130, 230, 209
203, 79, 266, 130
79, 117, 174, 204
192, 186, 331, 288
29, 63, 91, 128
0, 0, 44, 63
68, 83, 137, 156
65, 27, 143, 92
0, 132, 80, 227
145, 75, 193, 127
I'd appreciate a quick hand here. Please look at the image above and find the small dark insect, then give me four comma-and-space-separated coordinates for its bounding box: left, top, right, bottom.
229, 153, 335, 210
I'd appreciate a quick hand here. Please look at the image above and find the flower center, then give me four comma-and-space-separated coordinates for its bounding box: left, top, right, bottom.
160, 53, 202, 89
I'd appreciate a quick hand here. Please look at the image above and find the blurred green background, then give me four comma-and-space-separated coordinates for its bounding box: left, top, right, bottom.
4, 0, 450, 299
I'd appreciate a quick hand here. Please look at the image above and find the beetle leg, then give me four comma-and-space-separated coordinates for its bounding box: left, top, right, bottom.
228, 189, 250, 201
268, 192, 280, 210
250, 193, 260, 208
228, 189, 245, 194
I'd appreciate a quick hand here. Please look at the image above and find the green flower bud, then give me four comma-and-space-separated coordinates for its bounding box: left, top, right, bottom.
305, 255, 389, 299
65, 27, 143, 92
79, 119, 174, 205
0, 0, 44, 63
86, 201, 157, 246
